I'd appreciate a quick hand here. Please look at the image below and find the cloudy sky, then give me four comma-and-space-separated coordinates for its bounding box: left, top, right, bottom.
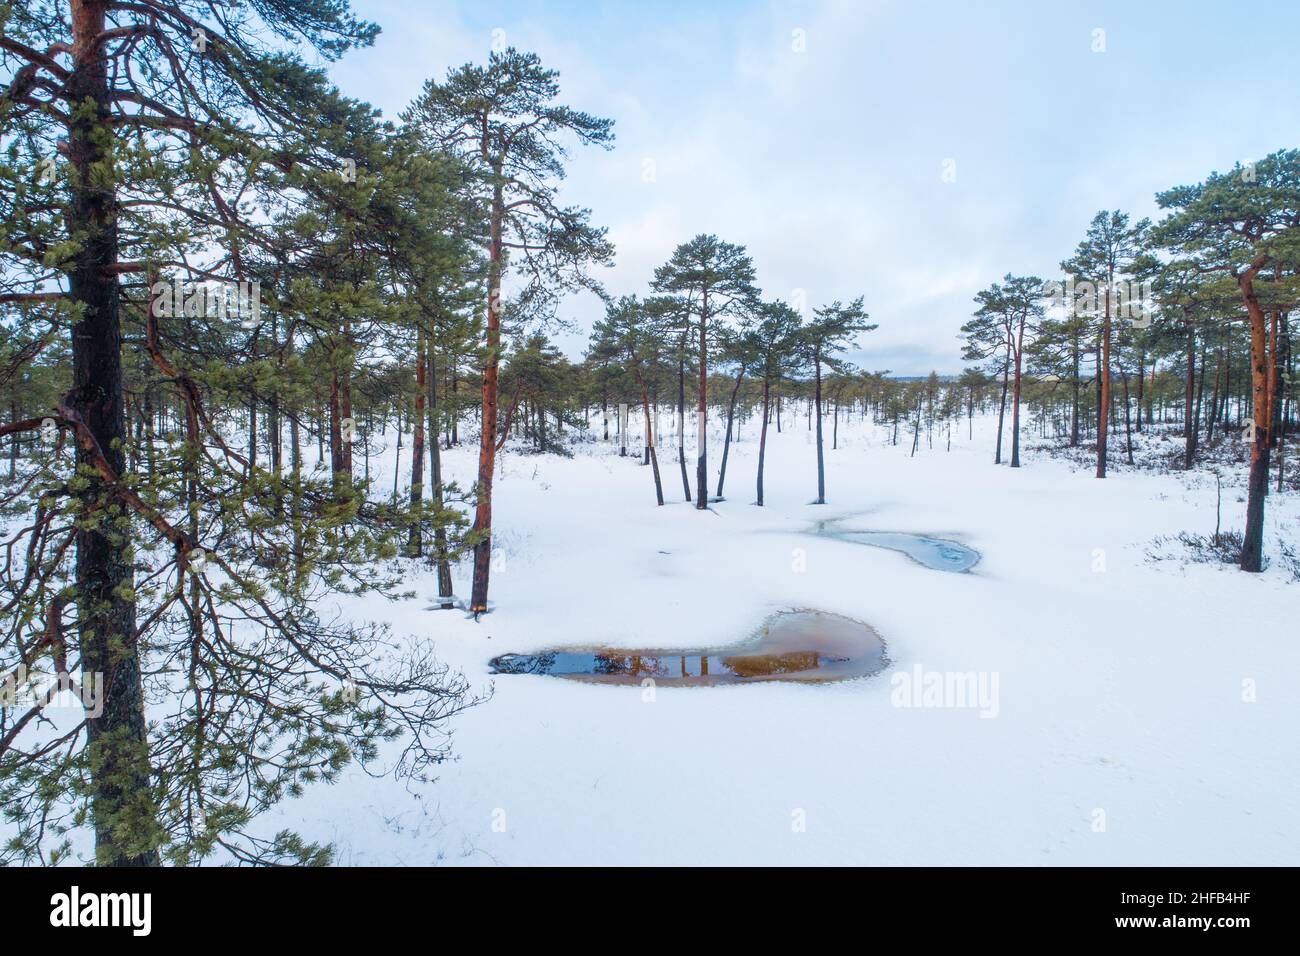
327, 0, 1300, 374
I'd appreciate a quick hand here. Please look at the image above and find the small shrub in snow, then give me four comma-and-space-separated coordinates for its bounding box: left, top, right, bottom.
1147, 530, 1245, 568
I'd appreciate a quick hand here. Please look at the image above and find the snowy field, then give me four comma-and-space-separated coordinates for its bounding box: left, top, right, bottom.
266, 409, 1299, 866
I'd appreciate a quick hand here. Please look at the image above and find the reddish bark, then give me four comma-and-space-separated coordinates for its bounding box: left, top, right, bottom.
1239, 271, 1273, 572
1097, 283, 1112, 478
469, 182, 505, 613
408, 326, 426, 556
696, 288, 709, 509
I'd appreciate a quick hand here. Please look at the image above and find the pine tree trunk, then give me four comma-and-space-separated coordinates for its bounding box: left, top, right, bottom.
143, 386, 155, 481
1070, 332, 1080, 447
1208, 343, 1224, 444
716, 364, 745, 498
1193, 341, 1208, 454
428, 346, 454, 606
247, 394, 257, 475
1097, 283, 1112, 478
470, 182, 505, 613
1239, 277, 1272, 572
1121, 366, 1134, 465
1011, 317, 1024, 468
1278, 315, 1292, 492
1094, 338, 1103, 443
392, 405, 403, 504
696, 291, 708, 509
1148, 362, 1157, 428
639, 377, 664, 506
329, 368, 344, 483
326, 318, 355, 485
452, 362, 460, 447
1135, 348, 1145, 433
1268, 309, 1282, 453
1222, 352, 1232, 437
814, 354, 826, 500
1184, 323, 1198, 469
408, 326, 426, 556
677, 356, 691, 501
995, 350, 1009, 464
268, 316, 281, 476
911, 394, 922, 457
68, 0, 158, 866
756, 379, 770, 506
287, 325, 304, 585
8, 400, 19, 478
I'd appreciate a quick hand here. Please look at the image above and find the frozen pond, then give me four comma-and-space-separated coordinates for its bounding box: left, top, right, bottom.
489, 609, 887, 686
814, 521, 980, 572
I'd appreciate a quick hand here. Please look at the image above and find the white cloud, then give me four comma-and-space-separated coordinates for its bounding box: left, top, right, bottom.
329, 0, 1300, 373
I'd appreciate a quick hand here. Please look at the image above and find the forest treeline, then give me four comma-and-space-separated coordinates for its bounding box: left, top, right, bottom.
961, 180, 1300, 574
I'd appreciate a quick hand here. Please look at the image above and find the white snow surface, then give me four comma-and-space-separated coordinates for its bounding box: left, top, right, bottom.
264, 409, 1298, 865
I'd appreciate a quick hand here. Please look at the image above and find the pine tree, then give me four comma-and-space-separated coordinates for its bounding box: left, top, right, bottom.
404, 49, 613, 615
799, 298, 874, 501
961, 287, 1014, 465
968, 277, 1044, 468
651, 235, 757, 509
1065, 211, 1150, 478
588, 297, 668, 504
1153, 150, 1300, 571
752, 300, 803, 506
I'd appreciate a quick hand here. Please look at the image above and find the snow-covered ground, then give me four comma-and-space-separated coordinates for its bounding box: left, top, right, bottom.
271, 408, 1300, 866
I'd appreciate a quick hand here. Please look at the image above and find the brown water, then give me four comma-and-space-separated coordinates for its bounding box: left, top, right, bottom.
488, 610, 887, 686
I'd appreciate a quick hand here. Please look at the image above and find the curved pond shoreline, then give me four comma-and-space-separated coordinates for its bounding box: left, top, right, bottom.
489, 609, 887, 686
813, 519, 981, 572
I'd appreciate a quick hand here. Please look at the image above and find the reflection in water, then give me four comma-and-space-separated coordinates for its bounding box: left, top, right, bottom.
814, 522, 980, 572
489, 610, 886, 686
